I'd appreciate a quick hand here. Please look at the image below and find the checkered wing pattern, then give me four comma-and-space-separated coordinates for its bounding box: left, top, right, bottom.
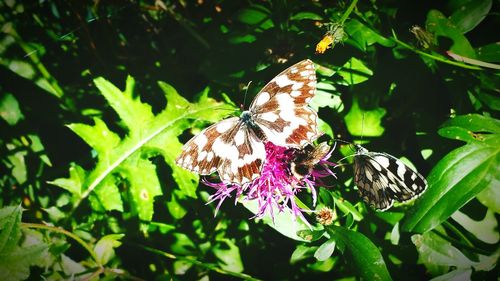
353, 145, 428, 211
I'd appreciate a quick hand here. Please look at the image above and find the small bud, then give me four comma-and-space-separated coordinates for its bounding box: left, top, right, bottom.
316, 206, 335, 226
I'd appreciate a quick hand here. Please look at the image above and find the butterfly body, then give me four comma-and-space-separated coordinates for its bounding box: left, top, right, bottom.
291, 142, 331, 180
176, 60, 319, 185
353, 144, 427, 211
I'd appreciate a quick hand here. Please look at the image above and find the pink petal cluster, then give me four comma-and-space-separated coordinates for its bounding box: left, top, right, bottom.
204, 142, 335, 224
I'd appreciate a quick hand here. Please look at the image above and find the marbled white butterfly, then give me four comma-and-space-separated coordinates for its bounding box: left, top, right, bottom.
352, 144, 428, 211
176, 60, 319, 184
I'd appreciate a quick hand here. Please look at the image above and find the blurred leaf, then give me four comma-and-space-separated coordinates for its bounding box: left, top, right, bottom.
402, 118, 499, 232
0, 206, 48, 281
451, 210, 499, 244
291, 12, 323, 21
476, 42, 500, 62
449, 0, 492, 33
236, 6, 273, 29
338, 57, 373, 85
290, 245, 314, 264
314, 239, 336, 261
243, 200, 311, 242
212, 239, 244, 272
48, 163, 85, 198
344, 19, 395, 51
426, 10, 476, 58
430, 268, 472, 281
476, 183, 500, 212
412, 231, 475, 269
0, 93, 23, 125
53, 76, 233, 222
331, 192, 364, 221
344, 96, 386, 137
330, 226, 392, 281
476, 91, 500, 111
94, 234, 124, 265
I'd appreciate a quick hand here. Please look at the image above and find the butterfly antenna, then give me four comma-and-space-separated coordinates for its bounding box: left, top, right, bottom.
242, 81, 252, 110
360, 113, 365, 143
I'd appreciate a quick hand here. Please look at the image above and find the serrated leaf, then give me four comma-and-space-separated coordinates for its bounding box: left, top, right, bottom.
52, 76, 234, 222
402, 138, 499, 233
0, 206, 48, 281
48, 163, 86, 197
0, 206, 22, 253
330, 226, 392, 281
94, 234, 124, 265
314, 239, 336, 261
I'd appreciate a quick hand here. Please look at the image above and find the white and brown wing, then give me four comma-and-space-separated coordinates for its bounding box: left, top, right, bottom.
175, 117, 265, 185
250, 59, 319, 147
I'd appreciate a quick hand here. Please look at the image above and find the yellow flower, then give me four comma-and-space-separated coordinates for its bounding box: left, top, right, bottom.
316, 34, 335, 54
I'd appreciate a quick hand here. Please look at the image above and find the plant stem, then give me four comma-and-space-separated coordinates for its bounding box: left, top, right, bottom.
22, 222, 100, 266
339, 0, 359, 25
391, 30, 482, 70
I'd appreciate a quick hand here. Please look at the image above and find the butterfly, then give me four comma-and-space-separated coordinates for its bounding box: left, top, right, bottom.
352, 144, 428, 211
290, 142, 331, 180
176, 60, 319, 185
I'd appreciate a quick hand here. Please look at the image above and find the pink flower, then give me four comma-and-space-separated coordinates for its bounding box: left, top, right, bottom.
204, 142, 335, 225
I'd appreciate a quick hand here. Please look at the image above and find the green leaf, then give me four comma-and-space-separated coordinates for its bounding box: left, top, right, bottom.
344, 96, 386, 137
290, 245, 314, 264
476, 183, 500, 212
48, 163, 86, 197
402, 138, 499, 233
242, 200, 311, 242
330, 226, 392, 281
430, 269, 472, 281
236, 6, 274, 29
412, 231, 475, 269
451, 210, 499, 244
0, 206, 48, 281
344, 19, 395, 51
0, 93, 24, 125
212, 239, 244, 272
449, 0, 492, 33
476, 42, 500, 63
291, 12, 323, 21
338, 57, 373, 85
53, 76, 234, 222
314, 239, 336, 261
426, 10, 476, 58
94, 234, 124, 265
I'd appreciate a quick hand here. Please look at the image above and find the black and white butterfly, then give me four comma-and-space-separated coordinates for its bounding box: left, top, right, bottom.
352, 144, 428, 211
176, 60, 319, 184
290, 142, 331, 180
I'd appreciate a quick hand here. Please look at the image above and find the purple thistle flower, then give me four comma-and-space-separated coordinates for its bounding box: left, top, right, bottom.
204, 142, 336, 225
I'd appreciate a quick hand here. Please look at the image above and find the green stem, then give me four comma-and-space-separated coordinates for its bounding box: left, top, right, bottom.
391, 30, 482, 70
136, 244, 261, 281
21, 222, 101, 266
339, 0, 358, 25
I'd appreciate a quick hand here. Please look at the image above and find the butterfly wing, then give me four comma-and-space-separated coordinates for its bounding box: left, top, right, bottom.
250, 59, 319, 147
354, 149, 428, 211
354, 154, 395, 210
175, 117, 265, 185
